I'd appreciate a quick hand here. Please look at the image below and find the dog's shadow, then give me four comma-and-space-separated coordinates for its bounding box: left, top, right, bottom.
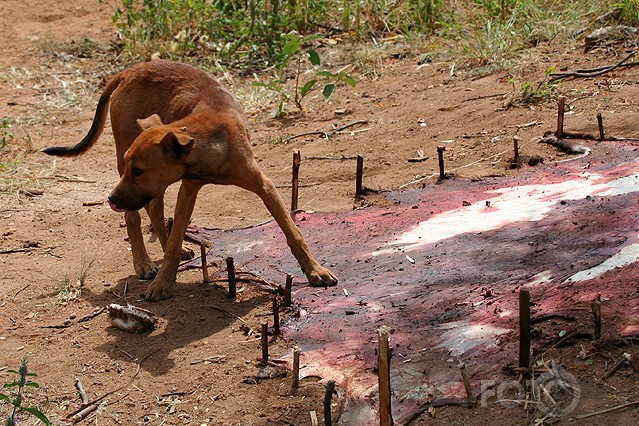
84, 274, 272, 376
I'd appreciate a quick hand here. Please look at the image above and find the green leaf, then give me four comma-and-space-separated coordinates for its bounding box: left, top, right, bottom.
337, 72, 357, 87
307, 49, 320, 67
322, 83, 336, 100
300, 80, 317, 98
21, 407, 51, 426
301, 34, 323, 43
252, 81, 268, 87
558, 330, 567, 337
25, 382, 40, 388
281, 37, 300, 57
3, 382, 20, 388
316, 70, 335, 79
0, 393, 10, 402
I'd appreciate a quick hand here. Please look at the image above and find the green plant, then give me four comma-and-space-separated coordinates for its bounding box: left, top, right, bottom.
253, 33, 356, 116
0, 358, 51, 426
0, 117, 14, 154
509, 66, 558, 106
58, 259, 94, 303
614, 0, 639, 25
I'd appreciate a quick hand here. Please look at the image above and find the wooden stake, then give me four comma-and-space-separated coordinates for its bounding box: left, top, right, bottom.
519, 287, 531, 369
261, 322, 269, 363
284, 274, 293, 307
597, 112, 605, 140
273, 296, 280, 335
291, 150, 301, 211
556, 97, 566, 139
458, 362, 474, 402
292, 347, 301, 394
324, 380, 336, 426
355, 154, 364, 198
437, 146, 446, 180
167, 217, 174, 237
378, 326, 393, 426
226, 257, 236, 299
592, 294, 602, 340
200, 243, 209, 283
513, 135, 520, 165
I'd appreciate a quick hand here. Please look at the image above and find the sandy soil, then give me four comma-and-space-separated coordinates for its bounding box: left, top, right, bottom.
1, 1, 638, 425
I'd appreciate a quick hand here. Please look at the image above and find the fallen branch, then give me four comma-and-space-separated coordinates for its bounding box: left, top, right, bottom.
550, 50, 639, 81
190, 355, 226, 365
67, 352, 153, 423
77, 306, 106, 323
1, 247, 34, 254
208, 305, 246, 323
575, 400, 639, 419
603, 352, 633, 380
75, 378, 88, 405
284, 120, 369, 143
11, 284, 30, 301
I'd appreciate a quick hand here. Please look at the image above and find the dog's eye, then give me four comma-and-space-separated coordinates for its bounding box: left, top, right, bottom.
132, 167, 144, 177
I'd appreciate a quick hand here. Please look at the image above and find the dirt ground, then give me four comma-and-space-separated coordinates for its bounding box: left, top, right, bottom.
1, 1, 638, 425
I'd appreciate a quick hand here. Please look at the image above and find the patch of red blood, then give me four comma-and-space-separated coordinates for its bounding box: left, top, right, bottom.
185, 141, 639, 423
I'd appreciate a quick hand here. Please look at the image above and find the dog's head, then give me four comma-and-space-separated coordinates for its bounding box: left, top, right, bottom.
108, 114, 194, 212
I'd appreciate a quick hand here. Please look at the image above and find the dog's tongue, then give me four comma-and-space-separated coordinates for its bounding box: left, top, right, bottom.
108, 200, 128, 213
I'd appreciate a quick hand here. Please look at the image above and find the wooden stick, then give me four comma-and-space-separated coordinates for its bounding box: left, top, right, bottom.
291, 150, 301, 211
70, 403, 98, 423
556, 97, 566, 139
226, 257, 236, 299
592, 294, 601, 340
75, 378, 88, 405
603, 352, 632, 380
273, 297, 280, 335
378, 326, 393, 426
519, 287, 531, 369
355, 154, 364, 198
200, 243, 209, 283
575, 400, 639, 419
324, 380, 336, 426
292, 347, 301, 394
597, 112, 605, 140
437, 146, 446, 180
261, 322, 269, 363
458, 362, 474, 402
513, 135, 520, 165
284, 274, 293, 307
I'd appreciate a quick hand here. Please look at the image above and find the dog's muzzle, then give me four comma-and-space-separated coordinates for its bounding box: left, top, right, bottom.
108, 197, 129, 213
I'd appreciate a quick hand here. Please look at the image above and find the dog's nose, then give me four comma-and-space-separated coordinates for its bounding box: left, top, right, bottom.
107, 196, 128, 213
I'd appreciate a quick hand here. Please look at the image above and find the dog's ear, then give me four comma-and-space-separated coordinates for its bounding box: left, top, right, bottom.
137, 114, 164, 130
160, 131, 195, 161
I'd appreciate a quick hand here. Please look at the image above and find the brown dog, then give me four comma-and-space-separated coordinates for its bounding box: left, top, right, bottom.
43, 60, 337, 300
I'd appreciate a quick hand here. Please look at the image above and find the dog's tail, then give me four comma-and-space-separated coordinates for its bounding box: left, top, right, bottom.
42, 74, 121, 157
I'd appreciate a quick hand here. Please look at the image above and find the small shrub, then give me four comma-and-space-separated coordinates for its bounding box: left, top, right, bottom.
0, 358, 50, 426
253, 33, 356, 116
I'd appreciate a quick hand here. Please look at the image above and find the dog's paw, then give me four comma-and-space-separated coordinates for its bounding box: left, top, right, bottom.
134, 259, 159, 280
307, 265, 338, 287
181, 246, 195, 261
144, 280, 174, 301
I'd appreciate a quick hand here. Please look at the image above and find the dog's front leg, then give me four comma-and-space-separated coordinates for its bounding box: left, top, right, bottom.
125, 210, 159, 279
240, 169, 338, 287
146, 195, 195, 261
145, 181, 200, 301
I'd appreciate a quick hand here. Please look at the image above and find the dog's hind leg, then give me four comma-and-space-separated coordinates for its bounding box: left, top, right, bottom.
125, 210, 159, 280
235, 165, 338, 287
